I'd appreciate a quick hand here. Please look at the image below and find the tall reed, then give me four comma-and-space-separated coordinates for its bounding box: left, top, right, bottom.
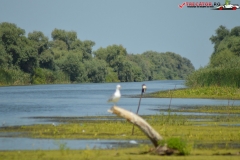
186, 67, 240, 88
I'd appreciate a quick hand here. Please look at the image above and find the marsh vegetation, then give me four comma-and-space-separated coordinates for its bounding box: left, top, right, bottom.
147, 86, 240, 99
1, 105, 240, 159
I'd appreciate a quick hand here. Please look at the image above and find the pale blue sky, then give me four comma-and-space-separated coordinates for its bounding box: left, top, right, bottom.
0, 0, 239, 69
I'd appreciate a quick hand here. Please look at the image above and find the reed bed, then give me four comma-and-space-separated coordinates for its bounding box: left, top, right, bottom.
185, 67, 240, 88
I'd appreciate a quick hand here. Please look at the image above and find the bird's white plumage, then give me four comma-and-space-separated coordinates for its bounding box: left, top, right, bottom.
108, 84, 121, 105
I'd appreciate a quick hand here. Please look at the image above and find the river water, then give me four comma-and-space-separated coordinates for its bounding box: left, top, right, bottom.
1, 80, 240, 150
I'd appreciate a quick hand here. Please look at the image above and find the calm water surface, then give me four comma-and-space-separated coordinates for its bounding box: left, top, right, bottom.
1, 80, 240, 126
0, 138, 146, 150
0, 80, 185, 126
1, 80, 240, 150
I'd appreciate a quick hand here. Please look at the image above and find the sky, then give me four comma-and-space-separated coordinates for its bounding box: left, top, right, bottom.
0, 0, 239, 69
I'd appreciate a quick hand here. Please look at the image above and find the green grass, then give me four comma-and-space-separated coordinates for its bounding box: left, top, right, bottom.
1, 148, 240, 160
160, 105, 240, 114
147, 86, 240, 99
1, 114, 240, 143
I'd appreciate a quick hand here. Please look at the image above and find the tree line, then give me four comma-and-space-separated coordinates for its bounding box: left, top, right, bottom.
0, 22, 195, 85
186, 25, 240, 88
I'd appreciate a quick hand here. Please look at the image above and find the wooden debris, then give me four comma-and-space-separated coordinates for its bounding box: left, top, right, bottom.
108, 105, 162, 147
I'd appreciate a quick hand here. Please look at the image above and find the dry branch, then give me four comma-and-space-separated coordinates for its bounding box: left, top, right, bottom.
108, 105, 163, 147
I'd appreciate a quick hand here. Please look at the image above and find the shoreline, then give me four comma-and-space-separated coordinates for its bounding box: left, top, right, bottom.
138, 86, 240, 100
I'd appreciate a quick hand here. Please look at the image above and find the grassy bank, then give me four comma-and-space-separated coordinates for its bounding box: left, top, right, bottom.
1, 148, 240, 160
1, 114, 240, 141
147, 86, 240, 99
158, 105, 240, 114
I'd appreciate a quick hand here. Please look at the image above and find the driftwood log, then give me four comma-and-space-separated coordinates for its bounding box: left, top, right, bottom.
108, 105, 180, 155
108, 105, 163, 147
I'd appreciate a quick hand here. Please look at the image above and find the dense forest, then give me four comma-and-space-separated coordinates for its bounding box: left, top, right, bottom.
0, 22, 195, 85
186, 25, 240, 88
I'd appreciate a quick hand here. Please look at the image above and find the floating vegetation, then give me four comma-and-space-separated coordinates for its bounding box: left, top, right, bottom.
1, 113, 240, 144
146, 86, 240, 99
156, 105, 240, 114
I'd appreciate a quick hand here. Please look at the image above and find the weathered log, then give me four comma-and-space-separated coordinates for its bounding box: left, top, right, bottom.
108, 105, 163, 147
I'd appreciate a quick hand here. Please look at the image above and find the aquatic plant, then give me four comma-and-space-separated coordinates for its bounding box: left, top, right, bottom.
158, 137, 192, 155
149, 86, 240, 99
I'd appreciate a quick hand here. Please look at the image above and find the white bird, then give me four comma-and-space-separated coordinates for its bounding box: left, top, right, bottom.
107, 84, 121, 106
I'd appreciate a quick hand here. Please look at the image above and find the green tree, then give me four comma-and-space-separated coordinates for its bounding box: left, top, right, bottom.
70, 39, 95, 61
50, 39, 68, 51
142, 51, 167, 80
28, 31, 49, 54
116, 56, 143, 82
28, 31, 55, 69
0, 22, 25, 65
128, 54, 154, 81
118, 60, 133, 82
0, 44, 12, 68
210, 25, 229, 54
18, 42, 38, 73
84, 59, 108, 82
230, 26, 240, 37
81, 40, 95, 60
32, 68, 47, 84
164, 52, 194, 79
210, 50, 238, 68
0, 22, 196, 85
51, 29, 77, 50
38, 50, 54, 69
0, 22, 38, 73
228, 36, 240, 56
142, 51, 194, 80
211, 35, 240, 58
105, 67, 120, 82
186, 25, 240, 88
94, 44, 127, 67
94, 44, 130, 81
60, 53, 86, 82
